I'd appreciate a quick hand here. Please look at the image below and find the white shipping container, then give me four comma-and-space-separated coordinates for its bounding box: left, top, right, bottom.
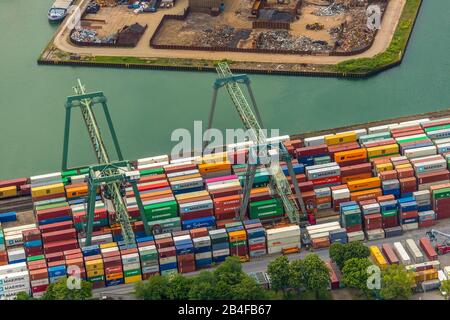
404, 146, 437, 159
413, 159, 446, 174
123, 263, 141, 271
159, 256, 177, 264
306, 166, 341, 180
138, 155, 169, 166
30, 172, 62, 185
401, 222, 419, 231
306, 221, 340, 233
304, 135, 333, 147
347, 231, 365, 242
0, 271, 29, 286
195, 252, 212, 260
138, 161, 169, 170
267, 243, 300, 254
332, 188, 350, 200
0, 263, 27, 276
267, 237, 300, 248
266, 225, 300, 240
336, 129, 367, 139
368, 124, 398, 134
212, 249, 230, 257
31, 278, 49, 287
393, 242, 411, 265
7, 248, 26, 262
405, 239, 425, 263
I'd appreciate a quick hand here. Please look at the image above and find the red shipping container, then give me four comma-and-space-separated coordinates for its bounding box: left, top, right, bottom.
417, 170, 450, 184
296, 144, 328, 157
39, 220, 74, 234
346, 224, 362, 233
333, 198, 350, 212
364, 214, 382, 230
215, 211, 236, 221
48, 260, 66, 268
29, 269, 48, 281
164, 163, 197, 174
381, 243, 399, 264
36, 206, 72, 222
249, 242, 266, 251
0, 178, 28, 189
418, 220, 436, 229
190, 228, 209, 238
155, 238, 174, 250
45, 251, 65, 263
419, 237, 438, 261
298, 181, 314, 192
32, 284, 49, 293
363, 138, 397, 148
42, 228, 77, 243
397, 167, 414, 179
422, 119, 450, 129
392, 129, 424, 138
72, 208, 108, 223
158, 246, 176, 258
382, 215, 399, 228
379, 170, 398, 181
180, 209, 213, 221
311, 175, 341, 187
208, 186, 242, 199
340, 163, 373, 177
44, 239, 78, 254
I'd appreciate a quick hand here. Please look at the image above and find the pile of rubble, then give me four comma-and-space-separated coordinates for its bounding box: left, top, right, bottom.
195, 26, 235, 47
255, 30, 333, 52
334, 7, 377, 52
70, 28, 117, 44
313, 2, 346, 16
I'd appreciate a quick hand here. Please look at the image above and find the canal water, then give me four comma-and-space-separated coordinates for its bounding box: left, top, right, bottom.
0, 0, 450, 179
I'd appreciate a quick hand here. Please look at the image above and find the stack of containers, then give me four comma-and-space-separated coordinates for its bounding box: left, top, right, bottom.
174, 234, 195, 273
198, 153, 232, 180
138, 241, 159, 280
398, 197, 419, 231
82, 245, 105, 289
226, 222, 248, 260
361, 200, 384, 240
35, 200, 73, 228
414, 190, 432, 212
295, 144, 329, 167
100, 243, 124, 287
41, 225, 78, 256
249, 198, 284, 222
0, 228, 6, 266
47, 261, 66, 284
331, 185, 350, 212
340, 163, 373, 185
28, 255, 48, 298
207, 175, 241, 221
64, 248, 86, 282
22, 228, 43, 259
209, 229, 230, 263
244, 220, 267, 258
167, 163, 204, 195
72, 201, 109, 232
339, 201, 362, 233
418, 210, 436, 228
3, 224, 36, 249
314, 187, 332, 210
379, 198, 399, 229
120, 244, 142, 284
266, 225, 301, 254
176, 191, 215, 230
305, 162, 341, 189
430, 184, 450, 220
191, 228, 212, 269
0, 178, 28, 200
347, 177, 382, 203
30, 172, 65, 203
0, 263, 30, 300
155, 234, 177, 275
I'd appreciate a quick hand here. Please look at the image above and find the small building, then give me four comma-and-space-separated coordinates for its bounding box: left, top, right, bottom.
116, 23, 147, 47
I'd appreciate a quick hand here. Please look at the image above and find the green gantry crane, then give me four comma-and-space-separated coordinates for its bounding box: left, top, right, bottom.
206, 62, 307, 225
62, 80, 149, 246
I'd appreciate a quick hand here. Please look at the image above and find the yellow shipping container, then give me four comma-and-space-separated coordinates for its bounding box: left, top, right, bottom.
124, 275, 142, 284
347, 177, 381, 192
31, 183, 65, 198
198, 152, 229, 164
375, 163, 393, 172
414, 269, 438, 283
106, 272, 124, 281
99, 242, 118, 249
228, 230, 247, 241
0, 186, 17, 199
350, 188, 383, 202
85, 259, 104, 271
87, 269, 105, 278
370, 246, 388, 269
325, 132, 357, 146
367, 144, 399, 159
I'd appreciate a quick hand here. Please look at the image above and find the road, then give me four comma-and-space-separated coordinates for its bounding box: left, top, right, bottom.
51, 0, 406, 65
93, 219, 450, 300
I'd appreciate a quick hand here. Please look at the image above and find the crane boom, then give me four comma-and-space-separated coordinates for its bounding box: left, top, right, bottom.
72, 80, 135, 245
215, 62, 303, 224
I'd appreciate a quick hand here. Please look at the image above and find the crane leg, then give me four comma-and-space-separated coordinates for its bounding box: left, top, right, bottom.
204, 87, 219, 152
286, 159, 306, 220
102, 101, 123, 161
85, 183, 97, 247
246, 83, 263, 128
240, 164, 257, 220
62, 106, 72, 171
131, 181, 150, 236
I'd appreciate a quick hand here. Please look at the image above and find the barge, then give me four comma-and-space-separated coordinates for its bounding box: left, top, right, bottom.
48, 0, 74, 23
2, 107, 450, 299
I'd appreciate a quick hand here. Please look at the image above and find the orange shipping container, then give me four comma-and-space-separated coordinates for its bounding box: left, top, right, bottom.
351, 188, 383, 202
341, 173, 373, 184
334, 148, 367, 164
347, 177, 381, 192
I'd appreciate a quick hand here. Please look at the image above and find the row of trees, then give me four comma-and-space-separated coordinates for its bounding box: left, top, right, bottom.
135, 257, 271, 300
266, 254, 331, 299
15, 277, 93, 300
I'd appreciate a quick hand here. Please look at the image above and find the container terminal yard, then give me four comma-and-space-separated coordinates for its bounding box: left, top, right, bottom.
2, 61, 450, 300
1, 0, 450, 307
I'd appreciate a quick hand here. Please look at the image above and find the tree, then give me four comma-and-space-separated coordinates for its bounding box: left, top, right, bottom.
288, 259, 305, 295
267, 256, 291, 295
342, 258, 374, 296
330, 242, 370, 270
380, 264, 415, 300
15, 291, 33, 300
42, 277, 92, 300
188, 270, 218, 300
135, 274, 171, 300
230, 275, 268, 300
300, 254, 331, 300
440, 280, 450, 300
167, 274, 194, 300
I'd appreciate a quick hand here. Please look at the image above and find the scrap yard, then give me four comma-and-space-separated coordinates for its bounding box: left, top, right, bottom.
39, 0, 414, 74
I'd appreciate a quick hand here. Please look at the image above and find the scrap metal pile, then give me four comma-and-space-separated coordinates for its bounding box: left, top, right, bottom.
195, 26, 236, 47
70, 28, 117, 44
255, 30, 333, 52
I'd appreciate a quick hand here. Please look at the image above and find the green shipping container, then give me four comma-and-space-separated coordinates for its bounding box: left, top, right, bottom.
62, 169, 78, 179
433, 188, 450, 199
230, 240, 247, 247
35, 201, 69, 211
79, 167, 90, 175
425, 124, 450, 132
144, 201, 178, 221
74, 218, 109, 231
140, 168, 164, 176
381, 209, 398, 217
124, 269, 141, 277
27, 255, 45, 262
88, 275, 105, 282
396, 135, 428, 144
